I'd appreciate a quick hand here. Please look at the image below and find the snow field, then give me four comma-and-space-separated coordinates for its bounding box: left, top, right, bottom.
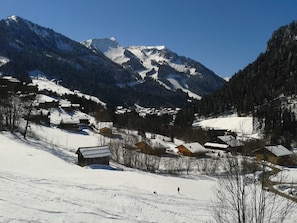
194, 116, 255, 137
0, 132, 217, 222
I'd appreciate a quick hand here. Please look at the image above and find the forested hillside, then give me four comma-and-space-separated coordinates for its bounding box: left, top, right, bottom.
196, 21, 297, 145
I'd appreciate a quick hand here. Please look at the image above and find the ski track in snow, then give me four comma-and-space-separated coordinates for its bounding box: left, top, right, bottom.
0, 169, 213, 222
0, 133, 215, 222
0, 173, 125, 222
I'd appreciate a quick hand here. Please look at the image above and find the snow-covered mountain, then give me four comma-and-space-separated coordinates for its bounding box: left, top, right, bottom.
82, 38, 226, 99
0, 15, 225, 107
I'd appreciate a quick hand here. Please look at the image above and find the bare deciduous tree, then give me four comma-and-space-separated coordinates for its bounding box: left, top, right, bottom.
23, 94, 36, 139
212, 156, 295, 223
109, 140, 123, 162
0, 95, 23, 132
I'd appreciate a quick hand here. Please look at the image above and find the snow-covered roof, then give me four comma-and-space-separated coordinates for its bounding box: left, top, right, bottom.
76, 146, 111, 158
181, 142, 209, 154
37, 94, 58, 103
61, 118, 80, 124
204, 142, 229, 149
265, 145, 293, 157
218, 135, 244, 147
1, 76, 20, 83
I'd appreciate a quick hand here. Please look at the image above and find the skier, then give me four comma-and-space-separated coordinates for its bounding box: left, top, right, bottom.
177, 187, 180, 194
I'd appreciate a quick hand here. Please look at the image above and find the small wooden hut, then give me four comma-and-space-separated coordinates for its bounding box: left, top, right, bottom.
76, 146, 111, 166
177, 142, 209, 157
135, 141, 166, 155
255, 145, 293, 165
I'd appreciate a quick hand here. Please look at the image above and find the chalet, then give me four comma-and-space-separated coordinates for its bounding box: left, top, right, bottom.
99, 127, 113, 137
27, 109, 50, 125
79, 118, 90, 126
204, 135, 243, 153
0, 76, 21, 86
58, 119, 80, 131
22, 83, 38, 94
98, 122, 113, 129
255, 145, 293, 165
60, 103, 80, 112
37, 94, 59, 109
76, 146, 111, 166
135, 141, 166, 155
177, 142, 209, 157
0, 76, 22, 96
217, 135, 244, 153
206, 128, 231, 140
204, 142, 229, 150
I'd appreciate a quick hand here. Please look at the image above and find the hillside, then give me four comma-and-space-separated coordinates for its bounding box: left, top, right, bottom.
0, 16, 225, 108
195, 21, 297, 145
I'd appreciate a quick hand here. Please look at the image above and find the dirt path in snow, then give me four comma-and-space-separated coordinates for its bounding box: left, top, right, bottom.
262, 165, 297, 203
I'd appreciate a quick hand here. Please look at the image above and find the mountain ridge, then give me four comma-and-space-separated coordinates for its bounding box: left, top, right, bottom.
82, 37, 226, 99
0, 15, 225, 107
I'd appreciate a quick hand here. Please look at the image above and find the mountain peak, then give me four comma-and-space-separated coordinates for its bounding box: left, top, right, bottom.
82, 38, 121, 53
5, 15, 23, 24
5, 15, 31, 25
7, 15, 19, 21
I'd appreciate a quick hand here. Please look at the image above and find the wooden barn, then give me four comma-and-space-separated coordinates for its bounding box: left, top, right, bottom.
204, 135, 243, 153
217, 135, 244, 153
37, 94, 59, 109
177, 142, 209, 157
0, 76, 22, 93
58, 119, 80, 131
99, 127, 113, 137
135, 141, 166, 155
76, 146, 111, 166
255, 145, 293, 165
79, 118, 90, 126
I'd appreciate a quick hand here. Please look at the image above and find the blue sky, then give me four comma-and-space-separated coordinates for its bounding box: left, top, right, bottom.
1, 0, 297, 78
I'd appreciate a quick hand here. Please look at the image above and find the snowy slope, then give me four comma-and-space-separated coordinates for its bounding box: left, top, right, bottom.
127, 45, 197, 78
0, 56, 9, 67
0, 132, 217, 222
1, 126, 296, 222
83, 38, 129, 65
31, 74, 106, 106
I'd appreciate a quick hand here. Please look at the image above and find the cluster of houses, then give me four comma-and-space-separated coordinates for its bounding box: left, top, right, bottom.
0, 76, 38, 96
75, 133, 295, 168
203, 134, 294, 166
